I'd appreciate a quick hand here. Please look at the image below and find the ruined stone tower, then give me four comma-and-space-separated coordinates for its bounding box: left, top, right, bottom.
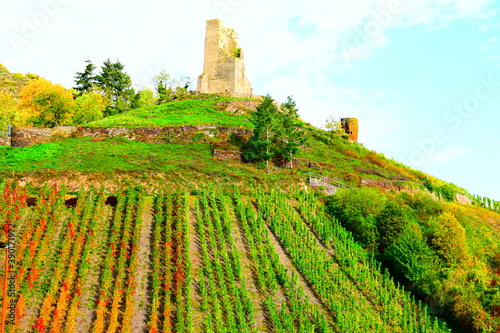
197, 19, 252, 97
341, 118, 359, 143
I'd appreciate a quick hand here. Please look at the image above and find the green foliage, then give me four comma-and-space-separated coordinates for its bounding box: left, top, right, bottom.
233, 48, 242, 58
436, 184, 456, 202
323, 115, 347, 139
131, 88, 158, 109
73, 93, 106, 125
385, 224, 442, 295
244, 95, 280, 167
327, 187, 386, 249
95, 59, 134, 115
397, 191, 443, 219
0, 91, 18, 132
376, 200, 412, 250
153, 71, 191, 104
423, 178, 434, 192
245, 95, 307, 168
275, 96, 307, 167
428, 212, 472, 266
73, 59, 97, 95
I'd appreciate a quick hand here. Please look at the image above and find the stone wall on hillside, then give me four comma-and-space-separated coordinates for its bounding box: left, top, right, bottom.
9, 125, 253, 148
0, 136, 10, 147
80, 126, 252, 143
360, 178, 399, 190
213, 149, 241, 161
11, 126, 76, 148
0, 124, 12, 147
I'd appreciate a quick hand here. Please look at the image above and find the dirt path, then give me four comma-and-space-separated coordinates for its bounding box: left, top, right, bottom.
131, 196, 154, 333
187, 196, 204, 333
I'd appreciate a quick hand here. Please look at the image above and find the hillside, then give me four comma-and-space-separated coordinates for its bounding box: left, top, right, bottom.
84, 97, 255, 128
1, 96, 427, 189
1, 95, 500, 332
0, 63, 38, 96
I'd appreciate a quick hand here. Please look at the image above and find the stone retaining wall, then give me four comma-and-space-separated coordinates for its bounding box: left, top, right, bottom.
213, 149, 241, 161
0, 136, 10, 147
11, 126, 77, 148
8, 125, 252, 148
360, 178, 399, 190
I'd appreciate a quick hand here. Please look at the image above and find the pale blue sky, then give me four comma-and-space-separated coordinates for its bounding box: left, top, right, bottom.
1, 0, 499, 200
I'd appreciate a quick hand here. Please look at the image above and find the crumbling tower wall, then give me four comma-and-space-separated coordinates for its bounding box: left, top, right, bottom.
341, 118, 359, 143
197, 19, 252, 97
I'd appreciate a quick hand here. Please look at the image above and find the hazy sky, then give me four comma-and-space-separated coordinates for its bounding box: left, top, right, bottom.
1, 0, 499, 200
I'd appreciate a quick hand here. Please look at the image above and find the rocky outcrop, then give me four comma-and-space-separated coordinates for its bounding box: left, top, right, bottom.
456, 193, 472, 205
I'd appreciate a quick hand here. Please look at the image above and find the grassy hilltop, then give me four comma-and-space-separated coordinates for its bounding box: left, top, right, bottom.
1, 95, 500, 332
1, 96, 426, 189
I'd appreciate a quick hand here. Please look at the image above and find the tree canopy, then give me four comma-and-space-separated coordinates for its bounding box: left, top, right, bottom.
244, 95, 307, 169
74, 59, 97, 95
95, 59, 134, 115
73, 92, 107, 125
0, 92, 18, 132
18, 78, 75, 127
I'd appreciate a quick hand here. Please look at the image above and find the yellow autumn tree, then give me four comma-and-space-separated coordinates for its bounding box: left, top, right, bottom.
18, 78, 75, 127
0, 91, 19, 132
429, 212, 472, 266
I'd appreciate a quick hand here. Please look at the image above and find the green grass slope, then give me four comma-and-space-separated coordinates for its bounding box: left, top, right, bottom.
0, 96, 469, 198
84, 97, 252, 128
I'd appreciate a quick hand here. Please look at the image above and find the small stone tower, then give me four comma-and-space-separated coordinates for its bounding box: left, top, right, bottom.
341, 118, 358, 143
197, 19, 252, 97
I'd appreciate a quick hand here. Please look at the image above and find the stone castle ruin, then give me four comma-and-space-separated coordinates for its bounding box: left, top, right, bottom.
341, 118, 358, 143
197, 19, 253, 97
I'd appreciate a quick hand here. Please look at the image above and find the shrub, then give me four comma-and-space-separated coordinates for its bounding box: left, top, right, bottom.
376, 201, 412, 250
423, 179, 434, 192
385, 224, 442, 295
343, 173, 361, 187
428, 212, 472, 266
327, 187, 386, 250
398, 191, 443, 219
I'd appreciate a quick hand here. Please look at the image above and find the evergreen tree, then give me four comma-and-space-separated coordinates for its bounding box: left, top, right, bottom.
95, 59, 134, 115
244, 95, 280, 169
275, 96, 306, 168
74, 59, 97, 95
